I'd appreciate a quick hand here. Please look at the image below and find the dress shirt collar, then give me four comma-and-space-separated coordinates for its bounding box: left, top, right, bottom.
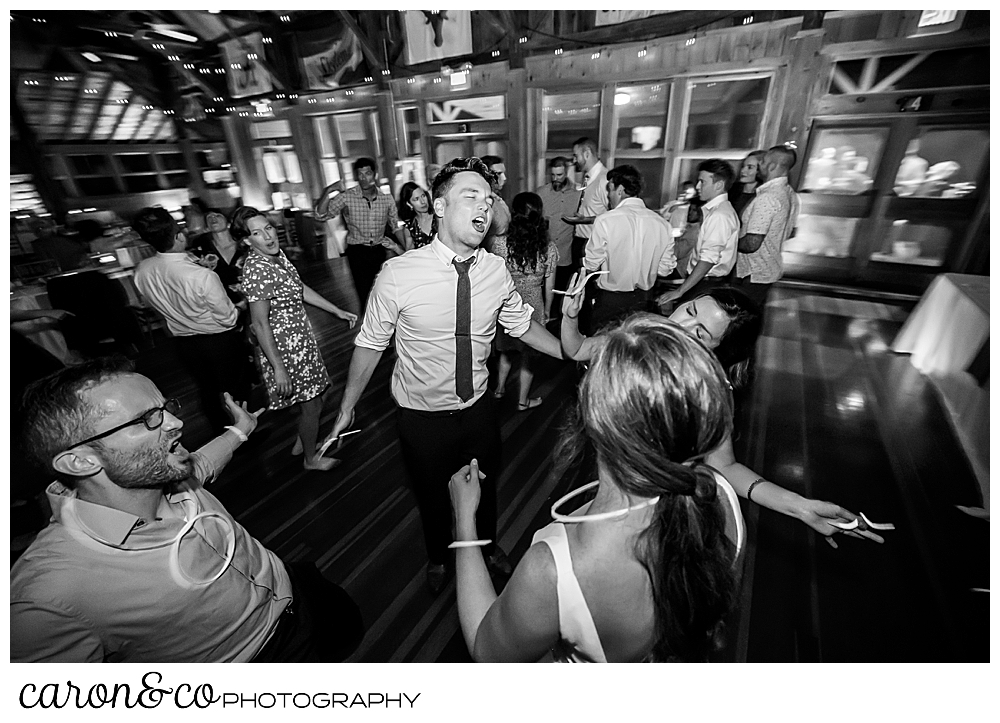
156, 251, 197, 263
614, 197, 646, 211
755, 176, 790, 193
583, 161, 606, 188
703, 194, 729, 211
429, 236, 482, 267
46, 479, 199, 548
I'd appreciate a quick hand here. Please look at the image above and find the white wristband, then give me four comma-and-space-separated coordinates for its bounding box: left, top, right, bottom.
224, 425, 248, 442
447, 539, 491, 549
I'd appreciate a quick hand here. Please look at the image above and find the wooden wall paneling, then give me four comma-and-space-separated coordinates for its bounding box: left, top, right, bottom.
505, 68, 528, 195
374, 91, 399, 191
765, 24, 790, 59
701, 33, 722, 66
777, 28, 827, 176
732, 29, 751, 64
876, 11, 910, 40
223, 115, 269, 209
287, 111, 323, 205
749, 26, 769, 60
598, 84, 616, 164
527, 86, 546, 188
663, 78, 687, 198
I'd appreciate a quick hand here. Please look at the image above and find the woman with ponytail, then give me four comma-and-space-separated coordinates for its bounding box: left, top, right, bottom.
490, 192, 559, 410
450, 315, 744, 662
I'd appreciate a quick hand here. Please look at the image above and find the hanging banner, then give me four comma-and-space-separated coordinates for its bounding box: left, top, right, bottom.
220, 32, 272, 98
595, 10, 678, 26
301, 24, 363, 90
403, 10, 472, 66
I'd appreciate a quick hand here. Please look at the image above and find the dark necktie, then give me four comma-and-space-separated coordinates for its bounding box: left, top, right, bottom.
453, 257, 474, 402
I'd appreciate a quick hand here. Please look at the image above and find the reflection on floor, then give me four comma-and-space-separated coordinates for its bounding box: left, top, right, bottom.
16, 253, 988, 662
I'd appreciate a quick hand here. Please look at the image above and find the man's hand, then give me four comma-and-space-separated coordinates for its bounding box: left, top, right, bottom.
320, 407, 356, 456
223, 391, 264, 438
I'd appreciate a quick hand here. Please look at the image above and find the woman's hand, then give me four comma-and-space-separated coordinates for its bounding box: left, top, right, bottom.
223, 392, 264, 437
336, 309, 358, 329
560, 272, 587, 320
797, 499, 885, 548
273, 367, 293, 398
449, 459, 485, 533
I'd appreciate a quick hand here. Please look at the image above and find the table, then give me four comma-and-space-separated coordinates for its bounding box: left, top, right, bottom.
10, 283, 72, 363
892, 273, 990, 514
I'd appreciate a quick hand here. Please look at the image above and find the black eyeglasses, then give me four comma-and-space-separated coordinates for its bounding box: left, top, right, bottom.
67, 398, 182, 450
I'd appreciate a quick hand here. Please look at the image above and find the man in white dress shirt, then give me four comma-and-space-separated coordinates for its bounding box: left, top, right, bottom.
133, 207, 251, 433
582, 164, 676, 331
657, 159, 740, 308
326, 157, 562, 593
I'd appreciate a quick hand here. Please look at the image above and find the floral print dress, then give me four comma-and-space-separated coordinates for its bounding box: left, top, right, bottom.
241, 250, 330, 409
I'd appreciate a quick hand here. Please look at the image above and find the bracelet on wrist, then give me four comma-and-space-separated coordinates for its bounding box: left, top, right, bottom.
747, 478, 765, 503
224, 425, 249, 442
448, 539, 491, 549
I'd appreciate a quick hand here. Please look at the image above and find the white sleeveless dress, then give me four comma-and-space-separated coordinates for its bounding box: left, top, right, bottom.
532, 471, 745, 663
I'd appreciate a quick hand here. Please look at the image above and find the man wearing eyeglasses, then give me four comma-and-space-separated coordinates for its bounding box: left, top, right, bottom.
11, 357, 363, 662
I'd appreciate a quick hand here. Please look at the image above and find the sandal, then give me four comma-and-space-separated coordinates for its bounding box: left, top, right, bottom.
517, 397, 543, 411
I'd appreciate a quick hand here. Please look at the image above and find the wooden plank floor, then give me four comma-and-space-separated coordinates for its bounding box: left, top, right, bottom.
18, 253, 988, 662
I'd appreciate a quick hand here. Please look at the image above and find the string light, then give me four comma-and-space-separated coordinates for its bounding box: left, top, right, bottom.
554, 48, 563, 55
685, 36, 696, 47
743, 15, 754, 25
491, 50, 500, 58
591, 51, 601, 60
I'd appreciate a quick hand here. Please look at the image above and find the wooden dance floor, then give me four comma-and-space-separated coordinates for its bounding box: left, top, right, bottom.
60, 254, 990, 662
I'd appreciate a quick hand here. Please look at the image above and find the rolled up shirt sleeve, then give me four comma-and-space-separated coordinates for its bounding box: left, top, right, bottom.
697, 209, 739, 266
355, 264, 399, 351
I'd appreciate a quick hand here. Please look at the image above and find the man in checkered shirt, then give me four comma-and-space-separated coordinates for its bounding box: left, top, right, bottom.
314, 157, 408, 309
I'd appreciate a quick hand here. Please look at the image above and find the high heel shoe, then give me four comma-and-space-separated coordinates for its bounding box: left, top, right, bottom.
516, 397, 543, 411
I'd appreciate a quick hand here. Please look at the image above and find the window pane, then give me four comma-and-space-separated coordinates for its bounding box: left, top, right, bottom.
801, 127, 888, 195
156, 153, 186, 171
472, 138, 505, 159
321, 159, 341, 186
76, 177, 119, 196
124, 175, 161, 193
69, 154, 112, 176
261, 151, 286, 184
334, 113, 371, 157
164, 172, 190, 190
868, 219, 949, 266
621, 157, 666, 210
614, 83, 668, 151
118, 155, 154, 174
396, 106, 422, 157
783, 214, 859, 258
893, 128, 987, 198
314, 116, 336, 157
282, 150, 303, 184
677, 158, 741, 188
685, 77, 769, 151
544, 91, 600, 153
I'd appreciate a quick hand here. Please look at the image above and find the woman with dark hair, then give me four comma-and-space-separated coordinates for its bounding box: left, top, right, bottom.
231, 206, 357, 471
561, 278, 885, 546
491, 192, 559, 410
397, 182, 434, 250
728, 150, 767, 219
190, 208, 246, 303
450, 316, 744, 661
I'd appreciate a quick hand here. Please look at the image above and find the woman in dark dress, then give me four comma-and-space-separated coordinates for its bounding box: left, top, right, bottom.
190, 209, 246, 303
728, 150, 766, 220
397, 182, 434, 250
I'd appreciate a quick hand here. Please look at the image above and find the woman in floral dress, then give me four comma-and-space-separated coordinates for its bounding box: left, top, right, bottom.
232, 206, 357, 471
491, 192, 559, 410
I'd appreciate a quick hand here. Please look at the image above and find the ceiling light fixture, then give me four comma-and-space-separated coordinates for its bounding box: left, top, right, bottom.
614, 92, 631, 106
82, 52, 102, 63
153, 28, 199, 43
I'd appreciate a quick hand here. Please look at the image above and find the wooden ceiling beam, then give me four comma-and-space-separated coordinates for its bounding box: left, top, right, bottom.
84, 75, 118, 142
335, 10, 383, 70
59, 74, 89, 141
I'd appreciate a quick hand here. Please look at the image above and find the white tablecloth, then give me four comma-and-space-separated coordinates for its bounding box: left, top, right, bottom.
892, 273, 989, 376
892, 273, 989, 514
10, 284, 73, 363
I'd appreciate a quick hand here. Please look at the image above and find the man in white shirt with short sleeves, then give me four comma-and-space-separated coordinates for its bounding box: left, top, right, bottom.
657, 159, 740, 308
325, 157, 563, 594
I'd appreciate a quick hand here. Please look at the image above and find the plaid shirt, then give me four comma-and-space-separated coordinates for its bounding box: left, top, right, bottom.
315, 186, 400, 246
